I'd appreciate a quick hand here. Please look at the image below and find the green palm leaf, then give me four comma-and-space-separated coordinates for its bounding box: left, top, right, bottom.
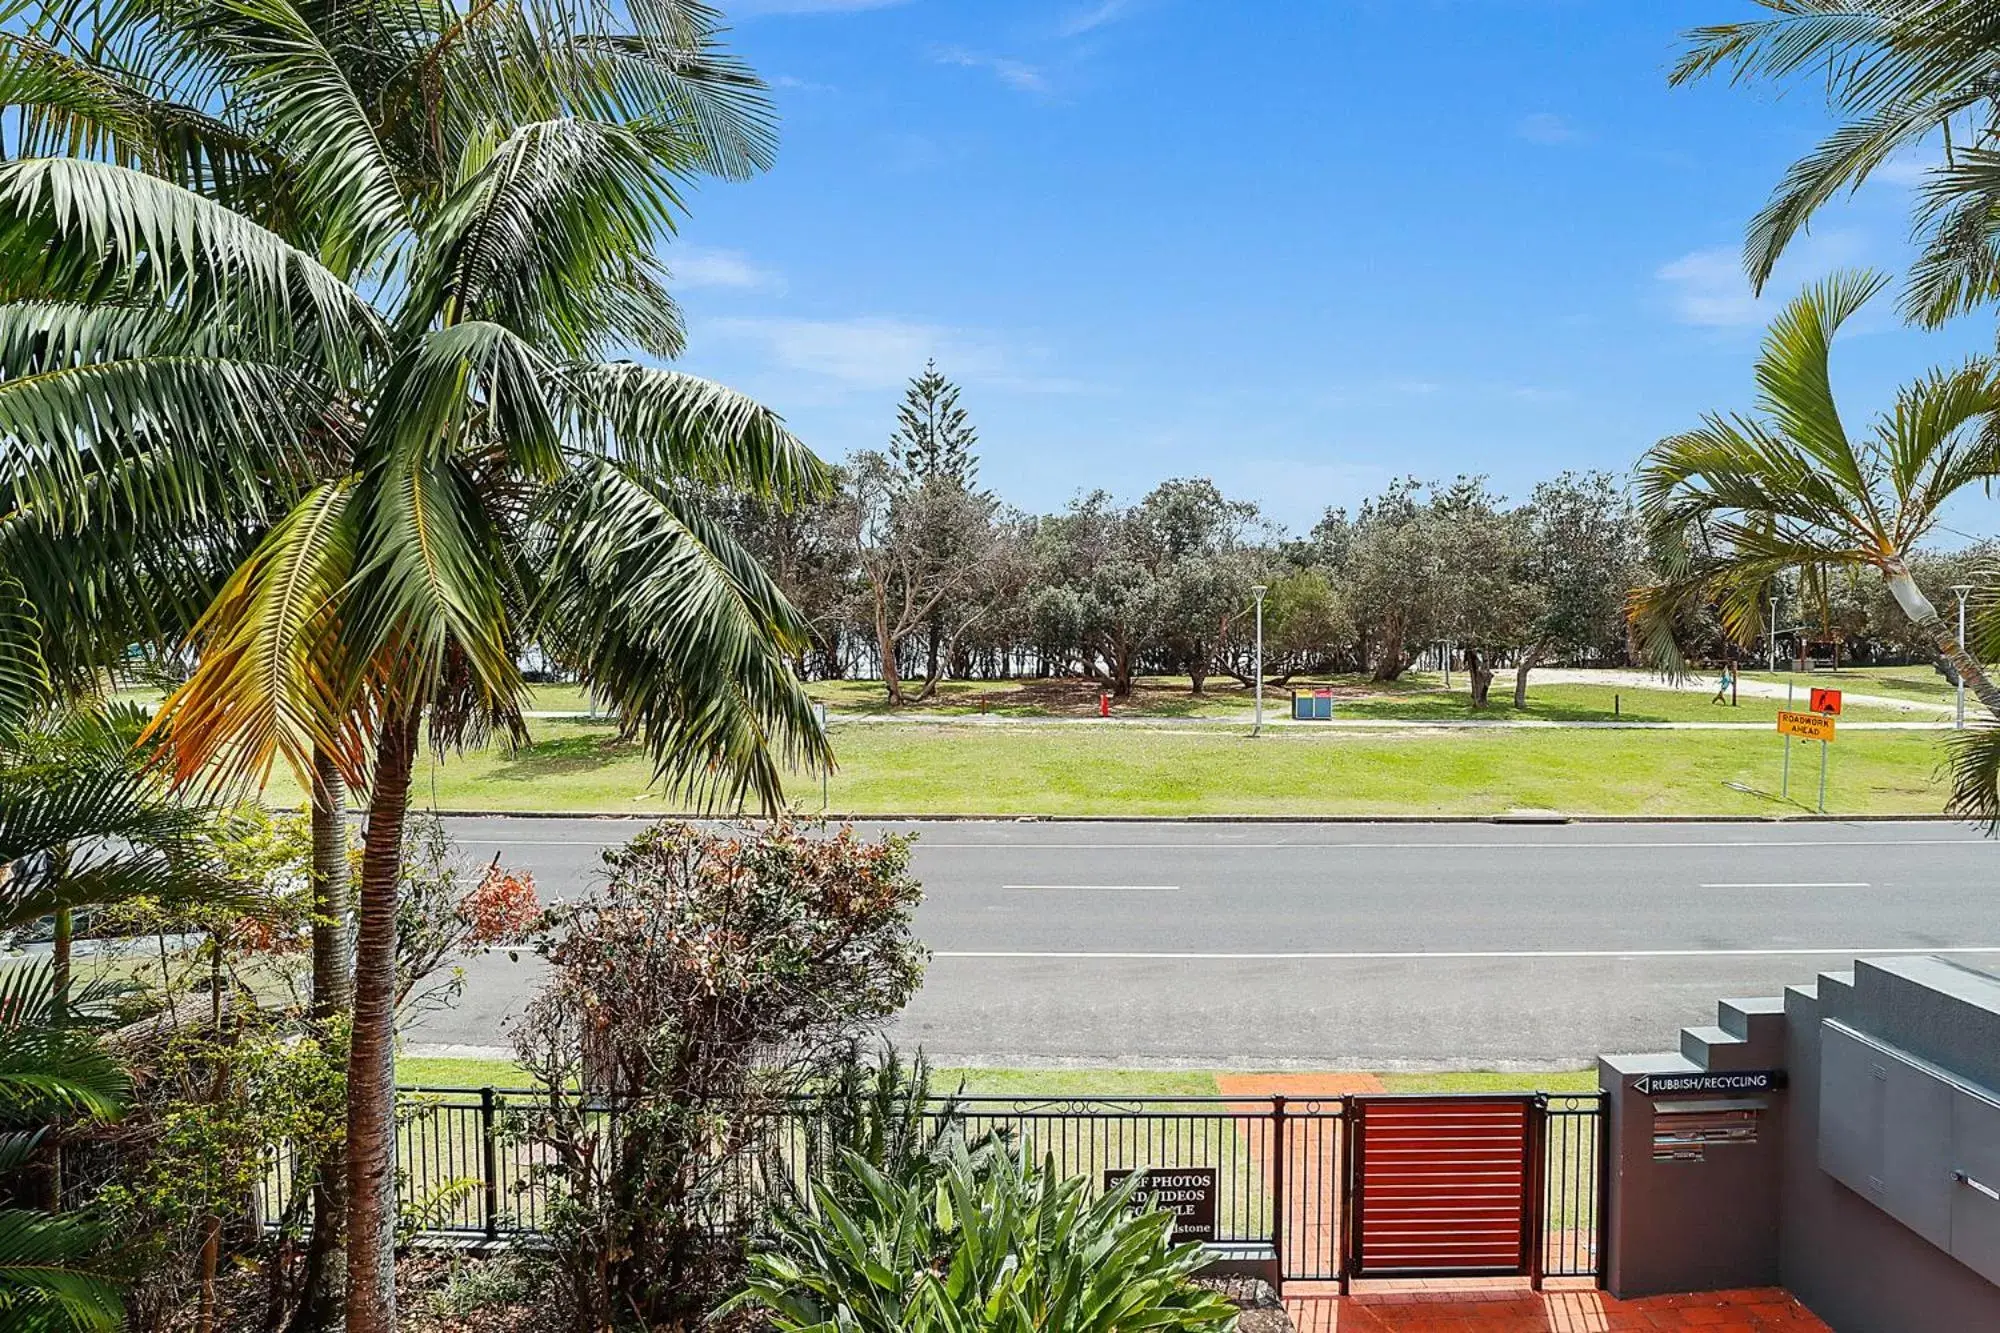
195, 0, 413, 275
0, 157, 381, 372
410, 117, 683, 358
535, 460, 829, 811
0, 1202, 123, 1333
571, 360, 828, 501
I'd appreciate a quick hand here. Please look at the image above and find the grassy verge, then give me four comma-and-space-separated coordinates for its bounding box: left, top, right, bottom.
395, 1056, 1601, 1096
282, 719, 1950, 817
1378, 1069, 1598, 1095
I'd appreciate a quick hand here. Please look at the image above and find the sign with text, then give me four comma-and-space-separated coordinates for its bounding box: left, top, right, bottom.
1630, 1069, 1786, 1097
1104, 1167, 1216, 1242
1810, 688, 1843, 715
1777, 710, 1836, 742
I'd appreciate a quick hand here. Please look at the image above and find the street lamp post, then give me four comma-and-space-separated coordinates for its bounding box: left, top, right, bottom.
1769, 595, 1779, 672
1954, 584, 1975, 730
1251, 584, 1268, 736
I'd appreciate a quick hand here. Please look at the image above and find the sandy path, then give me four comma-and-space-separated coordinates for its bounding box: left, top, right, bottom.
1527, 668, 1950, 714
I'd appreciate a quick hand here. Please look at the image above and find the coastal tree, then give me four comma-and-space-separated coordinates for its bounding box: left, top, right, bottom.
1631, 272, 2000, 818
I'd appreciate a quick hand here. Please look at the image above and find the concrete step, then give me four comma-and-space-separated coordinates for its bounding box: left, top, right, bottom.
1681, 1024, 1745, 1068
1719, 996, 1785, 1040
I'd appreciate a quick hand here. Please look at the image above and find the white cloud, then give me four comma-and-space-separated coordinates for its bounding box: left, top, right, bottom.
1655, 229, 1870, 327
669, 246, 784, 293
1516, 112, 1579, 145
705, 315, 1083, 393
932, 46, 1050, 95
1058, 0, 1133, 36
1656, 247, 1758, 326
1872, 151, 1938, 187
771, 74, 837, 93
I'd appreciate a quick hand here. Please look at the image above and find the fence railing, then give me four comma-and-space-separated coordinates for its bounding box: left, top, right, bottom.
263, 1087, 1604, 1287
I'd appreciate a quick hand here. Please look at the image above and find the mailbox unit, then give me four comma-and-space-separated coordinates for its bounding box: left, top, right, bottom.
1819, 1019, 2000, 1284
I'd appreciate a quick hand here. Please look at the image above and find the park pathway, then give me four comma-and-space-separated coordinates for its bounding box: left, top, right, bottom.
1531, 668, 1947, 715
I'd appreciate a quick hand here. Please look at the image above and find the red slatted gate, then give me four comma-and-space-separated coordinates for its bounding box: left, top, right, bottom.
1346, 1095, 1542, 1280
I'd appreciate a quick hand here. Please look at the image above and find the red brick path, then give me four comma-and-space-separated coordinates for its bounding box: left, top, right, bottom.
1284, 1286, 1829, 1331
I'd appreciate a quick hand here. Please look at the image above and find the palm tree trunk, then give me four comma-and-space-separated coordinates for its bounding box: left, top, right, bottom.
1884, 564, 2000, 716
51, 907, 70, 1022
310, 751, 353, 1013
344, 707, 419, 1333
298, 751, 351, 1332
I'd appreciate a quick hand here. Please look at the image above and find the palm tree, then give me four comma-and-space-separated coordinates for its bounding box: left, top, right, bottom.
1673, 1, 2000, 326
1632, 271, 2000, 816
0, 3, 829, 1327
0, 962, 129, 1333
0, 702, 237, 1331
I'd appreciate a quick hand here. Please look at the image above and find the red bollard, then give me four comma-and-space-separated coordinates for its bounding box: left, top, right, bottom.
1099, 692, 1110, 717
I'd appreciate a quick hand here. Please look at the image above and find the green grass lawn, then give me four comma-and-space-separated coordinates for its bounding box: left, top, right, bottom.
277, 716, 1950, 817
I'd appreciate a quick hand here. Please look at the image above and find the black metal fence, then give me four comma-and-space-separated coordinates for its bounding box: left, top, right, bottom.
262, 1087, 1604, 1287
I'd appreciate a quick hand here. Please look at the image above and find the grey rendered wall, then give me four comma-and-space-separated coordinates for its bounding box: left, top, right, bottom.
1778, 959, 2000, 1333
1597, 998, 1787, 1299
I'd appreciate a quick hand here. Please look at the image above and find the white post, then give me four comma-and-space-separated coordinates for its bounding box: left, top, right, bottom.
1251, 585, 1267, 736
1248, 584, 1264, 732
1782, 681, 1793, 799
1954, 584, 1973, 730
1769, 596, 1779, 672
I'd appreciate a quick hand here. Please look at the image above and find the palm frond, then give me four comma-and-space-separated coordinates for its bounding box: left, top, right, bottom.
194, 0, 413, 275
535, 460, 829, 812
0, 1203, 123, 1333
409, 117, 683, 359
0, 350, 316, 534
1882, 356, 2000, 536
1672, 7, 1910, 90
0, 708, 229, 931
0, 158, 381, 374
1753, 271, 1890, 513
569, 360, 828, 502
1905, 145, 2000, 326
0, 31, 275, 208
149, 481, 366, 791
344, 323, 550, 711
422, 0, 777, 182
1673, 2, 2000, 292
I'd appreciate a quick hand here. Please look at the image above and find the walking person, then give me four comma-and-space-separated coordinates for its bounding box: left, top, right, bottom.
1712, 662, 1735, 705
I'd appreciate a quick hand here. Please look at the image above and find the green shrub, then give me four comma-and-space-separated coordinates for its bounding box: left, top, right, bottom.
775, 1045, 971, 1213
417, 1253, 547, 1319
728, 1140, 1239, 1333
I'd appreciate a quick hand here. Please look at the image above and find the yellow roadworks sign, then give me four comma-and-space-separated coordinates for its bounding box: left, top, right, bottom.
1777, 710, 1835, 743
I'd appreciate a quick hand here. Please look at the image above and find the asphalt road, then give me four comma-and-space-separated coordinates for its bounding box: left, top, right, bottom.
411, 817, 2000, 1070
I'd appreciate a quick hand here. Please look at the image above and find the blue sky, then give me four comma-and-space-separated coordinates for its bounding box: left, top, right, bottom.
665, 0, 1995, 537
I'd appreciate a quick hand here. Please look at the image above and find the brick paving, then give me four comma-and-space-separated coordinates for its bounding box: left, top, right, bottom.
1282, 1285, 1830, 1331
